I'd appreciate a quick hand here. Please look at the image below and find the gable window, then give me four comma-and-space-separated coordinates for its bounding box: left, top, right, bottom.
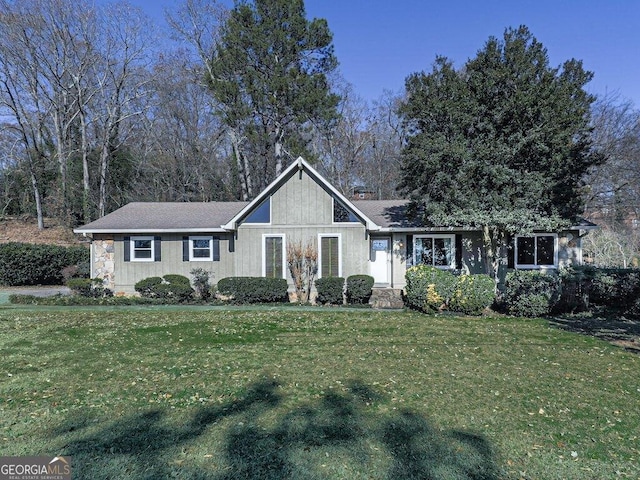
183, 236, 220, 262
414, 235, 455, 269
263, 234, 285, 278
333, 199, 359, 223
515, 234, 557, 268
125, 235, 160, 262
319, 234, 341, 277
245, 197, 271, 224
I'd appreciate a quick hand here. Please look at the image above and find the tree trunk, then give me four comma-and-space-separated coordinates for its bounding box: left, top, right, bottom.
274, 125, 284, 177
482, 224, 510, 293
28, 158, 45, 230
80, 108, 91, 224
230, 129, 252, 200
98, 141, 109, 218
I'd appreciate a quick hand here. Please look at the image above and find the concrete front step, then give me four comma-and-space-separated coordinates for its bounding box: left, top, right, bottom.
369, 288, 405, 309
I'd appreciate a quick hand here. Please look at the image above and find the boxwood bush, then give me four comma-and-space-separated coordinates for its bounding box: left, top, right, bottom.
217, 277, 288, 304
315, 277, 345, 305
449, 274, 495, 315
67, 278, 113, 298
346, 275, 374, 304
134, 274, 194, 302
0, 242, 89, 286
503, 270, 561, 318
404, 265, 456, 313
134, 276, 163, 297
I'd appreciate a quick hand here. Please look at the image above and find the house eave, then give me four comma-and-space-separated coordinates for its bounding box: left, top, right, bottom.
373, 225, 599, 234
74, 227, 230, 235
375, 226, 479, 233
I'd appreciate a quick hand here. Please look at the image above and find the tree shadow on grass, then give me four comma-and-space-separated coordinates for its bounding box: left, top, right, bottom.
52, 379, 499, 479
549, 314, 640, 354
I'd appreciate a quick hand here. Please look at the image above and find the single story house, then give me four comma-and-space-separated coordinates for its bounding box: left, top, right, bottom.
74, 157, 595, 295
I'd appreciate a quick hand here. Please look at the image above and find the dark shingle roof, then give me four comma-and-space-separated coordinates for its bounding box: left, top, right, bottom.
353, 200, 423, 228
75, 202, 249, 233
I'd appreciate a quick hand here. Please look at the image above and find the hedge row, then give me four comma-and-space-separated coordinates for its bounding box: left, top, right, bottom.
217, 277, 288, 304
405, 265, 495, 316
0, 242, 89, 286
9, 293, 161, 306
504, 266, 640, 317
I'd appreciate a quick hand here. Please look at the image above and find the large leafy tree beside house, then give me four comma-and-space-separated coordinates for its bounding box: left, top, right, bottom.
398, 26, 602, 284
207, 0, 340, 200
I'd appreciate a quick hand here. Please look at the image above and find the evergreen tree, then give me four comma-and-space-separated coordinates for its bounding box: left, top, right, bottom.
399, 26, 601, 284
208, 0, 339, 198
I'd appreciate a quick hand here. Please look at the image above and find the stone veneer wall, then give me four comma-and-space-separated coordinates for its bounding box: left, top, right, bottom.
93, 237, 115, 290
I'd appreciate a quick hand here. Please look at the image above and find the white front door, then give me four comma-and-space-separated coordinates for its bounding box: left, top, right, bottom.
370, 237, 391, 284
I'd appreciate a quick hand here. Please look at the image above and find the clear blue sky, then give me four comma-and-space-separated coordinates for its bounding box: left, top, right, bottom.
127, 0, 640, 106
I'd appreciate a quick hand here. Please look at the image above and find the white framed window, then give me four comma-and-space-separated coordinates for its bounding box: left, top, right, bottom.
262, 234, 285, 278
515, 234, 558, 269
190, 236, 213, 261
414, 234, 455, 269
318, 233, 342, 277
131, 236, 155, 262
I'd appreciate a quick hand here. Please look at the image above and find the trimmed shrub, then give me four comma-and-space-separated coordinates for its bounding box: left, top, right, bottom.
134, 275, 194, 302
346, 275, 374, 305
162, 274, 191, 286
217, 277, 288, 304
404, 265, 457, 313
134, 276, 163, 297
315, 277, 345, 305
67, 277, 113, 298
503, 270, 561, 318
449, 274, 495, 315
0, 242, 89, 286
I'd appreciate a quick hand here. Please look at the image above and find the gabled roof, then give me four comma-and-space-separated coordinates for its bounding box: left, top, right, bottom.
222, 157, 381, 231
74, 201, 248, 234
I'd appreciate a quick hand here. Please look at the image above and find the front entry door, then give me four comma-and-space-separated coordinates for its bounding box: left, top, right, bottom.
370, 237, 391, 285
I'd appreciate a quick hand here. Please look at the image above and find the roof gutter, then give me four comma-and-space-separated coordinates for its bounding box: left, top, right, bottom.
73, 227, 230, 235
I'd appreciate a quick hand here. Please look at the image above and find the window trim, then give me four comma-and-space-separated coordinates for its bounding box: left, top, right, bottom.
130, 235, 155, 262
318, 233, 342, 278
189, 236, 213, 261
514, 233, 558, 269
262, 234, 286, 279
413, 234, 456, 269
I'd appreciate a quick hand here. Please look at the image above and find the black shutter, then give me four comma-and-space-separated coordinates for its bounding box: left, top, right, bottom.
213, 237, 220, 261
455, 234, 463, 270
124, 236, 130, 262
406, 235, 413, 267
182, 236, 189, 261
154, 236, 162, 262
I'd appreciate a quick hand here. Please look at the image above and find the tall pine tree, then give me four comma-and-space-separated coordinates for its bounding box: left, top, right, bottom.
208, 0, 339, 199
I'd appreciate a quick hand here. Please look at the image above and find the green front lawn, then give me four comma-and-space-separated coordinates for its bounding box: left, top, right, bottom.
0, 307, 638, 479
